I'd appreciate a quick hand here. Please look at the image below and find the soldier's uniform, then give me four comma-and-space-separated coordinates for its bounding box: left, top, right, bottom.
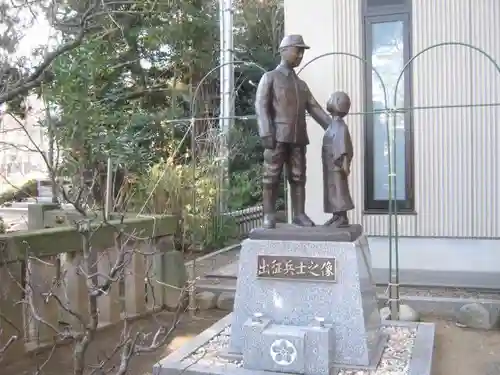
255, 35, 330, 228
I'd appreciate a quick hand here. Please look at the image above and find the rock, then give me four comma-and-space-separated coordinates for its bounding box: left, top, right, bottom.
196, 291, 217, 310
380, 304, 420, 322
217, 292, 235, 311
398, 304, 420, 321
456, 303, 498, 330
484, 361, 500, 375
380, 307, 390, 321
7, 222, 28, 232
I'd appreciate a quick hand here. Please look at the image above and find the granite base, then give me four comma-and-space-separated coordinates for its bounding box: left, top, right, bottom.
220, 333, 389, 372
230, 231, 384, 367
152, 313, 435, 375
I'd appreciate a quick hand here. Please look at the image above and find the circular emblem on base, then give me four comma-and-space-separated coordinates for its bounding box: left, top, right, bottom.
269, 339, 297, 366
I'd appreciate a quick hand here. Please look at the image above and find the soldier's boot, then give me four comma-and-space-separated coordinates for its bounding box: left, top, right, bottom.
323, 211, 349, 227
337, 211, 350, 227
323, 214, 340, 227
291, 184, 316, 227
262, 184, 278, 229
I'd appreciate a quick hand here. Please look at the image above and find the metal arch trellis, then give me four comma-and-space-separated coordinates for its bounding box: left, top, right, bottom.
142, 43, 500, 320
387, 42, 500, 319
297, 51, 400, 317
137, 60, 267, 227
188, 58, 268, 180
189, 60, 268, 115
296, 42, 500, 320
188, 60, 268, 246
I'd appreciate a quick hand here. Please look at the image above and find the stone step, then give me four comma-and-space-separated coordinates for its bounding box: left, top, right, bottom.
194, 276, 500, 319
203, 242, 500, 290
196, 276, 500, 300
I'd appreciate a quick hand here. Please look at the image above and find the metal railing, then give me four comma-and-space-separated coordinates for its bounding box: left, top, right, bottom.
225, 205, 264, 237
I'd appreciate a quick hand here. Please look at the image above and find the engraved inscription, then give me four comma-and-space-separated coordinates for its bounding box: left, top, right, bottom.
256, 255, 336, 282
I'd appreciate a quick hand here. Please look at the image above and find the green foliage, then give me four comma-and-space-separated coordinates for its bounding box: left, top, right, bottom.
0, 217, 5, 234
44, 0, 219, 171
227, 165, 261, 211
130, 156, 237, 251
0, 179, 37, 205
227, 120, 262, 210
227, 0, 284, 209
46, 39, 164, 171
36, 0, 284, 236
233, 0, 284, 70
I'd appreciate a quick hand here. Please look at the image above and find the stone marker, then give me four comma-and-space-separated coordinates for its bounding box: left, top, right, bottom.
152, 31, 435, 375
153, 224, 436, 375
456, 302, 499, 330
196, 291, 217, 310
216, 292, 234, 311
380, 304, 420, 322
228, 224, 387, 370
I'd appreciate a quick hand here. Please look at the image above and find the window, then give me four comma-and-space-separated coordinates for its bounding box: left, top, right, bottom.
363, 0, 414, 212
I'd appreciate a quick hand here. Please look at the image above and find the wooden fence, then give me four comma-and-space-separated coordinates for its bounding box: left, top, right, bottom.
0, 203, 267, 364
0, 212, 181, 364
0, 203, 265, 237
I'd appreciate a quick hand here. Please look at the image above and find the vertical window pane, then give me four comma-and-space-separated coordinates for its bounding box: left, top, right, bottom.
371, 20, 407, 200
367, 0, 405, 7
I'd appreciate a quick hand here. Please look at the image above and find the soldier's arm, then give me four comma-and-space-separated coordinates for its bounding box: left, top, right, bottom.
305, 86, 330, 130
255, 72, 274, 138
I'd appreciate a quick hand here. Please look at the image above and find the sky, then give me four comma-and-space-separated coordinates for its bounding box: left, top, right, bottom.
0, 8, 53, 112
17, 16, 53, 58
0, 2, 55, 61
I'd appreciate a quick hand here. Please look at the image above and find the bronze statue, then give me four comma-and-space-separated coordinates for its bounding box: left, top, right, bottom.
322, 91, 354, 227
255, 34, 330, 229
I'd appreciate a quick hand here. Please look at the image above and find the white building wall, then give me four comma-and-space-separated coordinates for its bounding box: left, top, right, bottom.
284, 0, 500, 238
0, 96, 49, 193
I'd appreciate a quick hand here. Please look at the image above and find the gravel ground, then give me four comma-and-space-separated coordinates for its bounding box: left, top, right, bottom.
4, 247, 500, 375
339, 326, 416, 375
183, 324, 416, 375
3, 312, 500, 375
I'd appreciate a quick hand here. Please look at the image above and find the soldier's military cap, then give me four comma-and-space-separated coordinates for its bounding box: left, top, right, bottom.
278, 34, 310, 50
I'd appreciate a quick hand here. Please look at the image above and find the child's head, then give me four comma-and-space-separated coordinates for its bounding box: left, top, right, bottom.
326, 91, 351, 118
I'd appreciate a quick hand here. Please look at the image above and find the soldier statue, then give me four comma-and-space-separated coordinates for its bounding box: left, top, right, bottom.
322, 91, 354, 227
255, 34, 331, 229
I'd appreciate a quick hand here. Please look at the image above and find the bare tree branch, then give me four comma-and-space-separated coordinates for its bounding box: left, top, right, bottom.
0, 0, 103, 104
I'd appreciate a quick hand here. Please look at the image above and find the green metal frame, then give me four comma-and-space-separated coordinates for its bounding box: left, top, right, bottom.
298, 42, 500, 319
166, 42, 500, 319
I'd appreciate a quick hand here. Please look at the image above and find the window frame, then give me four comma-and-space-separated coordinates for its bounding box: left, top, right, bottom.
363, 3, 415, 214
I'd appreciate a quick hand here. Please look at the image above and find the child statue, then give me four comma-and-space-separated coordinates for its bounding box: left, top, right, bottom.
322, 91, 354, 227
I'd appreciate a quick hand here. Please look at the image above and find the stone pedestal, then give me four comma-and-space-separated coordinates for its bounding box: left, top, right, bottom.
229, 224, 387, 370
152, 223, 435, 375
242, 315, 336, 375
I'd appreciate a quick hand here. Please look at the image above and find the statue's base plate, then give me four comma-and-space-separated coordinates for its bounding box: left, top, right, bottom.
249, 223, 363, 242
219, 332, 388, 371
153, 314, 435, 375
